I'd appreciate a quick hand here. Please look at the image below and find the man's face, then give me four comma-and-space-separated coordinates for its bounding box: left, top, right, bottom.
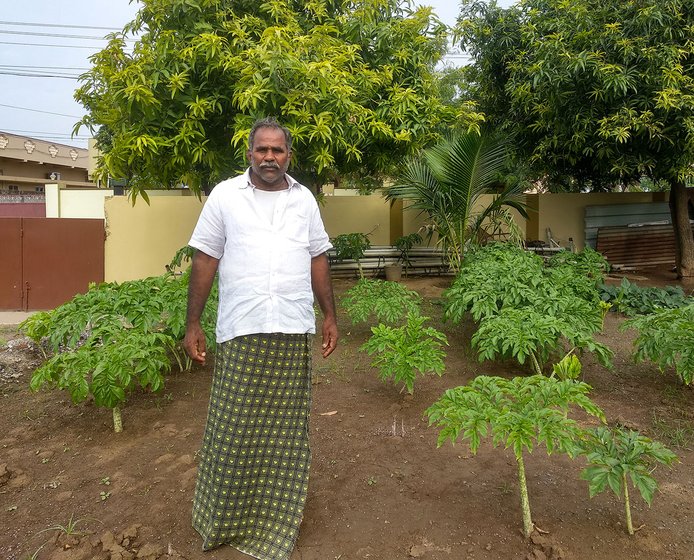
247, 127, 292, 190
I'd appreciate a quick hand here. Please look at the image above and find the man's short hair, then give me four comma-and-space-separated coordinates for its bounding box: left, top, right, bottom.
248, 117, 293, 152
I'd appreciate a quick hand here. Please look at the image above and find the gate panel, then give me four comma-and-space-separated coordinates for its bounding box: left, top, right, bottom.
22, 218, 105, 310
0, 218, 23, 310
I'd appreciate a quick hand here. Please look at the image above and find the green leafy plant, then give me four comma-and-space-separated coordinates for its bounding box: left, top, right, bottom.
621, 302, 694, 385
384, 132, 528, 272
331, 233, 371, 278
360, 313, 447, 393
580, 426, 678, 535
341, 278, 421, 325
20, 249, 218, 432
30, 330, 172, 432
599, 278, 690, 317
427, 373, 605, 538
548, 247, 610, 280
445, 244, 612, 372
394, 232, 423, 275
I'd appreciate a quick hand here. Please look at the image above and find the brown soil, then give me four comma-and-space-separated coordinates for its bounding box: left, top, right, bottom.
1, 271, 693, 560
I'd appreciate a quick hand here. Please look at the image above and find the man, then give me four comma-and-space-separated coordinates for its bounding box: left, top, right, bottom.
183, 117, 338, 559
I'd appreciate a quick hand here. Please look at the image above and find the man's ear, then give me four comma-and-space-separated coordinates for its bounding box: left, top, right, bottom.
246, 149, 252, 163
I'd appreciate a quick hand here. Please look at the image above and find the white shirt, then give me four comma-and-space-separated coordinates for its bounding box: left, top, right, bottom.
188, 170, 332, 343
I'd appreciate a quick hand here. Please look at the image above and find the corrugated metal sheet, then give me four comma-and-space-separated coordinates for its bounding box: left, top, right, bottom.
585, 202, 671, 249
596, 223, 694, 269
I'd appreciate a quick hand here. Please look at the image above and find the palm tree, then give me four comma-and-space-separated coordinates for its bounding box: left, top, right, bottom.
383, 131, 528, 272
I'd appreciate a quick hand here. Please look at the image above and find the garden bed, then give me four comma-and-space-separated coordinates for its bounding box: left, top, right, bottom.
0, 272, 693, 560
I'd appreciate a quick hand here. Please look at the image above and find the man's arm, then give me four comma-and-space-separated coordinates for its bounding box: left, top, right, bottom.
183, 250, 220, 365
311, 252, 338, 358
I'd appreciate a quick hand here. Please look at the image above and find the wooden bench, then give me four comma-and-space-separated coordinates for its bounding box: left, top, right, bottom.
327, 245, 450, 278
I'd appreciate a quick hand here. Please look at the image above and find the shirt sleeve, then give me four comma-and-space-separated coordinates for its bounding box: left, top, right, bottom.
189, 188, 226, 259
308, 198, 332, 257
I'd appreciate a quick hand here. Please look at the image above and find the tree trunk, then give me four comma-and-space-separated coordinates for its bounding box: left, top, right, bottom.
669, 180, 694, 278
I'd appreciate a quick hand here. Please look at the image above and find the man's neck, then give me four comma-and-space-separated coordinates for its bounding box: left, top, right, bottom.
249, 169, 289, 191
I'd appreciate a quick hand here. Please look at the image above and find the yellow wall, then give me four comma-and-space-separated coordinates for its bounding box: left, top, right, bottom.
45, 184, 115, 218
100, 190, 670, 282
104, 196, 205, 282
320, 195, 392, 245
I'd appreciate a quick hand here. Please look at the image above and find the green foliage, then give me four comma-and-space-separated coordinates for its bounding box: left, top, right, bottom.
599, 278, 690, 317
428, 373, 605, 536
548, 248, 610, 280
552, 353, 582, 381
360, 312, 447, 393
383, 131, 528, 272
394, 232, 423, 268
444, 244, 612, 372
331, 233, 371, 262
455, 0, 694, 272
580, 426, 677, 534
428, 374, 605, 458
341, 278, 421, 324
331, 232, 371, 278
20, 262, 218, 431
457, 0, 694, 190
29, 330, 172, 409
74, 0, 478, 196
622, 302, 694, 385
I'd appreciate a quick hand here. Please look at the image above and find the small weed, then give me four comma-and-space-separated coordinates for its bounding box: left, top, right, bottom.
651, 411, 694, 449
100, 477, 111, 486
100, 491, 111, 501
37, 513, 93, 536
366, 476, 377, 486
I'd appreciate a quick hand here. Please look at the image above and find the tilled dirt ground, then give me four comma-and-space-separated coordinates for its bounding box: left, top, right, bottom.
1, 272, 693, 560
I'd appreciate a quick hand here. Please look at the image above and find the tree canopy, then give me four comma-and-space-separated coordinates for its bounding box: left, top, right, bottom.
75, 0, 482, 196
456, 0, 694, 274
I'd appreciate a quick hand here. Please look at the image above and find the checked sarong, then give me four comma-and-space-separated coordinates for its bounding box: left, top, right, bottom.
192, 333, 313, 559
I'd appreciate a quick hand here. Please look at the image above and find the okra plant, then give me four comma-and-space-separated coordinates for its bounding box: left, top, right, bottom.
580, 426, 677, 535
360, 312, 447, 393
427, 373, 605, 537
341, 278, 421, 325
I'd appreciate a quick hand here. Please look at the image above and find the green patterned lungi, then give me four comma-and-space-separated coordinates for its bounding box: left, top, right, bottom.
192, 333, 313, 559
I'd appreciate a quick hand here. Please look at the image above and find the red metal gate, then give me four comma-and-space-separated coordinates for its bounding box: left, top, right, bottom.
0, 218, 104, 311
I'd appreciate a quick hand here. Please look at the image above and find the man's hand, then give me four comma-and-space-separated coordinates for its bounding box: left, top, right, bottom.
320, 316, 338, 358
184, 321, 208, 366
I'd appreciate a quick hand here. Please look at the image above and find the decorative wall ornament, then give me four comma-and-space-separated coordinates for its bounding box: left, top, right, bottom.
69, 148, 79, 161
24, 139, 36, 154
48, 144, 59, 158
0, 134, 8, 149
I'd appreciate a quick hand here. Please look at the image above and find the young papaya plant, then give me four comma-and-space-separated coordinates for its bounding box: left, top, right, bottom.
341, 278, 421, 325
444, 243, 612, 373
20, 247, 218, 432
427, 373, 605, 537
360, 312, 447, 393
580, 426, 678, 535
621, 302, 694, 385
30, 329, 173, 432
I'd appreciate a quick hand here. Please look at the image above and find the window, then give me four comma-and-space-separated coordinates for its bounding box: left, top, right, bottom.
8, 185, 19, 192
35, 186, 45, 193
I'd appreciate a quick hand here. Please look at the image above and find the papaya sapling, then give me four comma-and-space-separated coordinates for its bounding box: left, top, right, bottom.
427, 371, 605, 537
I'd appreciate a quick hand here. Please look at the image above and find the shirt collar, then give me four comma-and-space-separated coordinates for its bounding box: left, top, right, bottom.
242, 168, 299, 190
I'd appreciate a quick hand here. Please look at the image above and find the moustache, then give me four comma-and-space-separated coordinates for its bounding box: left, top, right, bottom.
260, 164, 280, 170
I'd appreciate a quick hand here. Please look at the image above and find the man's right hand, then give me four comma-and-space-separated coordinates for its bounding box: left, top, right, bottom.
184, 322, 207, 366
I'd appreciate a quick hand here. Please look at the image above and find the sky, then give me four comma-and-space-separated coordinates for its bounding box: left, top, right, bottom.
0, 1, 513, 149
